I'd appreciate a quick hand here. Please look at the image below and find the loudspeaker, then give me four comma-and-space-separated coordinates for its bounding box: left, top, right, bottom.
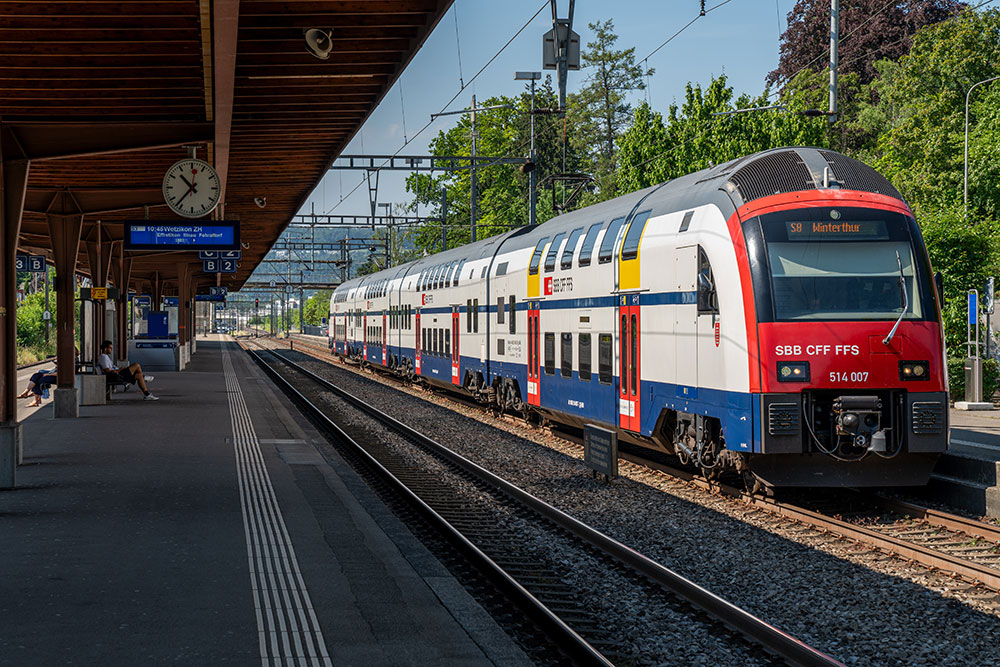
304, 29, 332, 60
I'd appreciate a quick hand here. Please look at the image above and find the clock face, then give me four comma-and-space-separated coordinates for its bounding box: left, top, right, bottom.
162, 158, 222, 218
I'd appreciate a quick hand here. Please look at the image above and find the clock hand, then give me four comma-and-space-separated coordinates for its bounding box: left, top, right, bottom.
178, 188, 192, 205
180, 174, 194, 189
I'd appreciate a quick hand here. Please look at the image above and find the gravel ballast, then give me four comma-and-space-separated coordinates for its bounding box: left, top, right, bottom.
282, 349, 1000, 665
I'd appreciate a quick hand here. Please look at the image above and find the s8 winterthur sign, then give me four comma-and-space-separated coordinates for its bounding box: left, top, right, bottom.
124, 220, 240, 251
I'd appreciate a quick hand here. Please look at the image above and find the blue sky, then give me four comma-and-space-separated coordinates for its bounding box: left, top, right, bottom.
300, 0, 800, 220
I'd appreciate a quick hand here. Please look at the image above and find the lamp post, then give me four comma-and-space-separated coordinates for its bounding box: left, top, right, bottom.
515, 71, 541, 227
964, 75, 1000, 215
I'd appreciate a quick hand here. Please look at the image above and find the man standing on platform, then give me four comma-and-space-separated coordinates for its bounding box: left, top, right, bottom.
97, 340, 159, 401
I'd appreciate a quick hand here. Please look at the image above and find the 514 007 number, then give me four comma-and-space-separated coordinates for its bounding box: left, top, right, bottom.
829, 371, 869, 382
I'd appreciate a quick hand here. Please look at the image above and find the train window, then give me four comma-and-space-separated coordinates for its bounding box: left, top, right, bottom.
544, 332, 555, 375
679, 210, 694, 233
621, 210, 652, 261
578, 333, 592, 381
561, 333, 572, 378
544, 232, 565, 272
447, 261, 459, 287
528, 237, 549, 276
598, 333, 613, 384
598, 216, 628, 264
697, 246, 719, 314
422, 328, 428, 353
497, 296, 505, 324
481, 266, 488, 278
508, 295, 516, 334
473, 298, 479, 333
467, 299, 472, 332
496, 261, 508, 276
578, 222, 603, 267
445, 328, 450, 356
497, 338, 505, 355
561, 227, 583, 269
454, 259, 466, 286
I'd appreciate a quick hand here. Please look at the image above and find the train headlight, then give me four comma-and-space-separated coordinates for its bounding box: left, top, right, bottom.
899, 361, 930, 381
777, 361, 810, 382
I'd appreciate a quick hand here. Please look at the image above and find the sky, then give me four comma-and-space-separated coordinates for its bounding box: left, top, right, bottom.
297, 0, 801, 223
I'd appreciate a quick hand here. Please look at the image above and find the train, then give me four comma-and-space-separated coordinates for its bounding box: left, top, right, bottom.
329, 147, 948, 489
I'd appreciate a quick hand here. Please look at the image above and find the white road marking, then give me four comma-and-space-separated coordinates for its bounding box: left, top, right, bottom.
223, 349, 331, 667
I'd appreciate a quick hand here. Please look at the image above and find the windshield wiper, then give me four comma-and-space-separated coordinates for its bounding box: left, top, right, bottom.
883, 250, 908, 346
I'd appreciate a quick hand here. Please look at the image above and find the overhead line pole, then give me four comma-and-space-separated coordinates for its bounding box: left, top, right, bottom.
829, 0, 839, 125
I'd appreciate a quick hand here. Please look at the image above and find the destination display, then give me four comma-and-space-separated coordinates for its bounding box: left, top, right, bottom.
785, 219, 888, 240
124, 220, 240, 251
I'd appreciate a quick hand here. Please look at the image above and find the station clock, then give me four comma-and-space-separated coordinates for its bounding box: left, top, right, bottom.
162, 158, 222, 219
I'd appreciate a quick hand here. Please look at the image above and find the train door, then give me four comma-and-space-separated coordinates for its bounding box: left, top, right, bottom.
527, 303, 540, 406
415, 309, 421, 375
618, 293, 641, 431
362, 314, 367, 360
674, 245, 699, 395
451, 306, 460, 386
382, 312, 387, 365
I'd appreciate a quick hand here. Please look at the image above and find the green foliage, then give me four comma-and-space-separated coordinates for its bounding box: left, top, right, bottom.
16, 291, 50, 350
303, 290, 332, 325
918, 207, 999, 356
567, 18, 652, 199
616, 74, 827, 192
404, 81, 586, 257
948, 357, 1000, 400
857, 8, 1000, 216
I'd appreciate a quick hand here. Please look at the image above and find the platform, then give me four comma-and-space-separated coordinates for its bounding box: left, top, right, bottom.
0, 336, 529, 666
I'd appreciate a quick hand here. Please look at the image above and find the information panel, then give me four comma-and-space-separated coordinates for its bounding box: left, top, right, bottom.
785, 219, 888, 241
124, 220, 240, 251
583, 424, 618, 479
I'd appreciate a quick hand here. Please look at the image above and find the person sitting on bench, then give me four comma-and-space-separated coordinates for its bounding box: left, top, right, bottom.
97, 340, 158, 401
18, 368, 58, 407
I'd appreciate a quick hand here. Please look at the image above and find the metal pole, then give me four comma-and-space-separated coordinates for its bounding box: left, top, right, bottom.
964, 75, 1000, 215
529, 78, 537, 227
829, 0, 838, 124
441, 187, 448, 251
470, 94, 478, 243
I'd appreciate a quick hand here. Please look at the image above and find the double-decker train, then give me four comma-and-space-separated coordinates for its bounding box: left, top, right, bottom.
329, 147, 948, 488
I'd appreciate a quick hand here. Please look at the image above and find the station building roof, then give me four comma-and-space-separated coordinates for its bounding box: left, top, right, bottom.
3, 0, 452, 294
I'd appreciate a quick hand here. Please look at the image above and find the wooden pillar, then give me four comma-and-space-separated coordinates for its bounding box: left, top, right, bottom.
152, 271, 162, 311
85, 236, 112, 360
0, 142, 28, 426
48, 216, 83, 389
1, 124, 30, 482
110, 244, 131, 361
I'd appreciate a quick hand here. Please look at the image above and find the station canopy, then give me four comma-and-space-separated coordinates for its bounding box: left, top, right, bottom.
2, 0, 452, 293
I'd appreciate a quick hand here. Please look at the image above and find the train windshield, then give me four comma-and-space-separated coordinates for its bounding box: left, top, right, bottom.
754, 207, 931, 322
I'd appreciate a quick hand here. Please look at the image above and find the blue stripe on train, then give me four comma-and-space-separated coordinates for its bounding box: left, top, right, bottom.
355, 341, 757, 454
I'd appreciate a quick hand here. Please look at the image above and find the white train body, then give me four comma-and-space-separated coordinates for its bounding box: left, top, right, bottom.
330, 148, 948, 487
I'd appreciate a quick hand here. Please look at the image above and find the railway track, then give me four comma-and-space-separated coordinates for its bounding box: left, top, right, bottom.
244, 339, 841, 666
276, 333, 1000, 601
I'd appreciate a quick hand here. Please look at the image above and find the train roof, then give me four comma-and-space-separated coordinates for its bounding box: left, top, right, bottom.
334, 147, 905, 292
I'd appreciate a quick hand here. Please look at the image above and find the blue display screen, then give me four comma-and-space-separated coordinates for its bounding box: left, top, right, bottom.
124, 220, 239, 251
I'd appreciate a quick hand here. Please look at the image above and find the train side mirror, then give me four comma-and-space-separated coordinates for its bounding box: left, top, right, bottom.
934, 271, 945, 307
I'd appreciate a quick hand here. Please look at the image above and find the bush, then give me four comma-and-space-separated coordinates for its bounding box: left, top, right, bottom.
947, 356, 999, 402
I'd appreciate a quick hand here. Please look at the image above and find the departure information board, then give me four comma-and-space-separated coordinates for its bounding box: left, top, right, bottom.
124, 220, 240, 251
785, 219, 888, 240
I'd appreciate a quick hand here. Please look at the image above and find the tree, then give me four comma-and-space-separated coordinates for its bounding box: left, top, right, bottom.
303, 290, 333, 325
404, 81, 586, 256
616, 75, 827, 193
855, 8, 1000, 216
568, 19, 652, 199
769, 0, 965, 88
919, 207, 999, 357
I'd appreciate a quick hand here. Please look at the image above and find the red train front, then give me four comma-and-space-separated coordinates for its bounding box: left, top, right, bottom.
739, 190, 948, 487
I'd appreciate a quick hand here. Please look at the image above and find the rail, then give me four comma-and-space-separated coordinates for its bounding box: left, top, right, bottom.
249, 342, 843, 667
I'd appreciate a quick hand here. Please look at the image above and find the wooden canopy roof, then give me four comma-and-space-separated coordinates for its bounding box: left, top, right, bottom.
2, 0, 451, 295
